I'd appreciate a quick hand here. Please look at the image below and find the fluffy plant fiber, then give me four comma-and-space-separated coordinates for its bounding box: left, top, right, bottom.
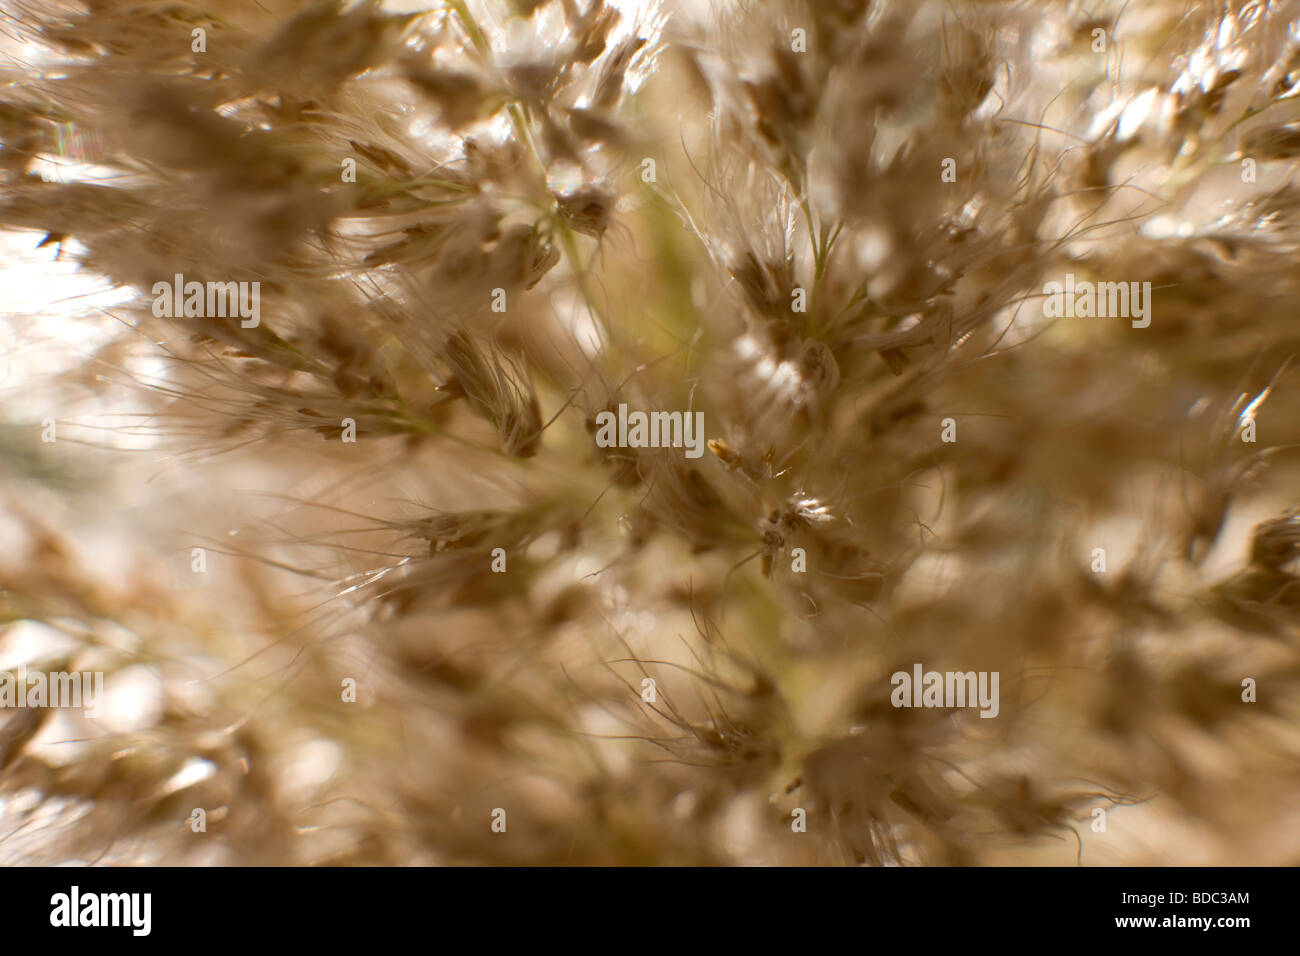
1, 0, 1299, 865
